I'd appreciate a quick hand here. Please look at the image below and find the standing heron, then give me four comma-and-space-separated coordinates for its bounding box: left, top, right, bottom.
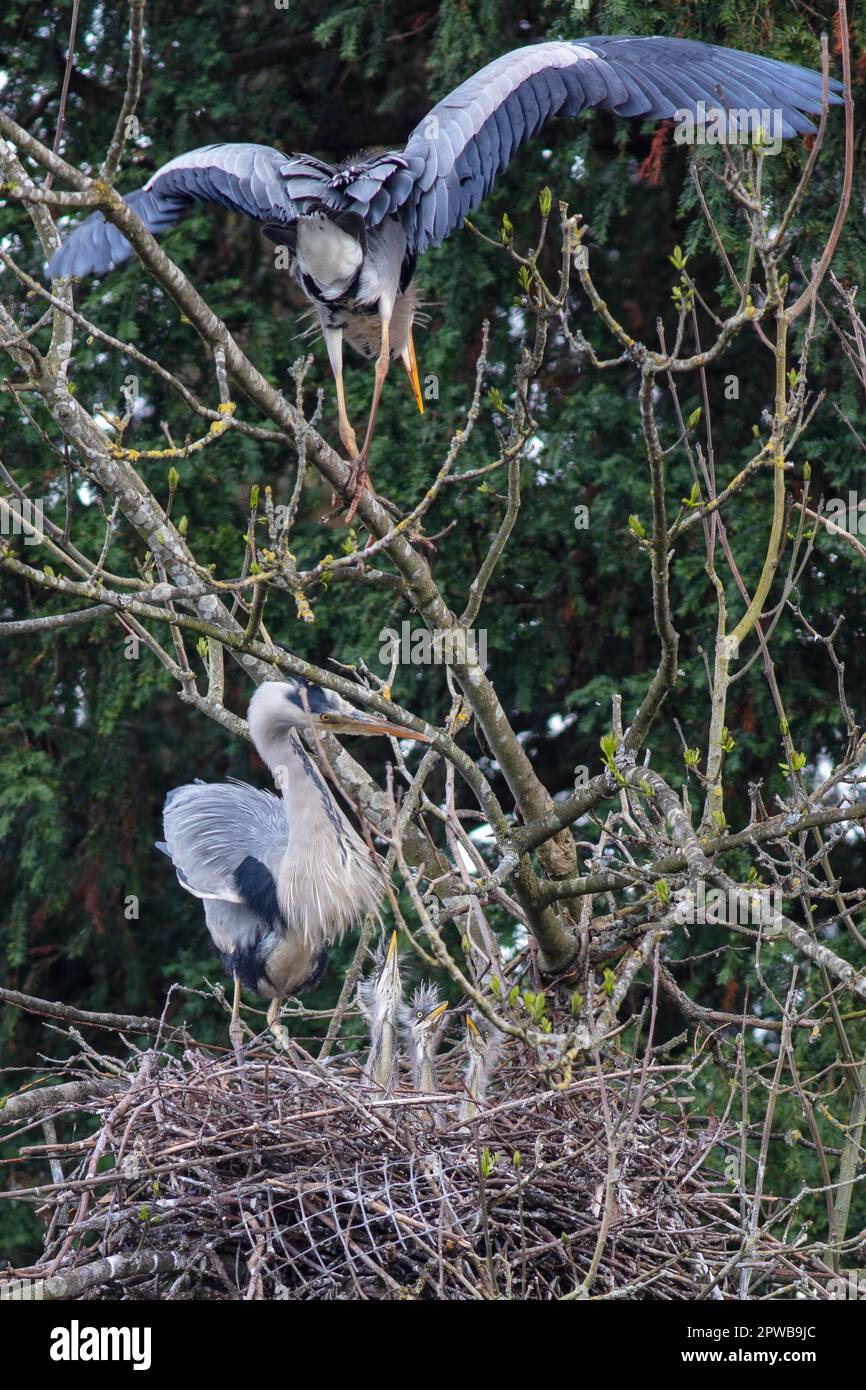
157, 679, 430, 1050
358, 930, 403, 1092
460, 1014, 502, 1122
399, 984, 449, 1095
46, 37, 841, 511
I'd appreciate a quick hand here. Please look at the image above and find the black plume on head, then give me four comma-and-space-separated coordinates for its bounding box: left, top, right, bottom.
283, 677, 344, 717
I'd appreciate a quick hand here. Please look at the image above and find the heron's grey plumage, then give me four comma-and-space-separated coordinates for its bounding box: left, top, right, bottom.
358, 932, 403, 1091
46, 36, 842, 474
47, 37, 841, 280
157, 680, 428, 1039
460, 1014, 503, 1121
398, 983, 448, 1095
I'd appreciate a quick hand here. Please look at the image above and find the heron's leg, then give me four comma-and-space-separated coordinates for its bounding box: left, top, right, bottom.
267, 996, 291, 1053
229, 975, 243, 1049
344, 315, 391, 525
228, 975, 250, 1084
321, 323, 359, 458
359, 316, 391, 461
334, 372, 359, 459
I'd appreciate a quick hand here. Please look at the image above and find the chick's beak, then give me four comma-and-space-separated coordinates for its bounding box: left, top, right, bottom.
381, 931, 401, 989
426, 1001, 448, 1025
400, 330, 424, 415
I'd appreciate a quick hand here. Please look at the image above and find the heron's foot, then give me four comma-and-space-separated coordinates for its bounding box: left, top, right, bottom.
269, 1021, 292, 1053
229, 1017, 249, 1082
342, 453, 374, 525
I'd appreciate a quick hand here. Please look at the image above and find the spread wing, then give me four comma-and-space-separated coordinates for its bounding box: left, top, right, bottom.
46, 144, 333, 278
46, 36, 842, 280
375, 35, 843, 255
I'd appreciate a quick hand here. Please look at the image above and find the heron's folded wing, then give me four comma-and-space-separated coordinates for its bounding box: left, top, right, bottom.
385, 36, 843, 255
47, 143, 316, 278
160, 779, 287, 918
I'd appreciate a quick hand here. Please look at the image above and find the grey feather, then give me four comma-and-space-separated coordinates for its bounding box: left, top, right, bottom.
47, 143, 297, 278
161, 779, 287, 904
395, 36, 843, 253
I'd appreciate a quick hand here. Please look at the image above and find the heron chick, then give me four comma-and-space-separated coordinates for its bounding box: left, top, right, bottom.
399, 984, 449, 1095
358, 931, 403, 1091
460, 1014, 503, 1122
157, 680, 430, 1052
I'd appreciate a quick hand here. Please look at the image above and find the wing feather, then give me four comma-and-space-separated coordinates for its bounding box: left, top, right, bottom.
161, 779, 287, 907
47, 143, 306, 279
388, 36, 843, 254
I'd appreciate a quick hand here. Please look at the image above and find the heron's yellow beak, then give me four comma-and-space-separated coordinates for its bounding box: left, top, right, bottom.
466, 1015, 480, 1037
323, 713, 432, 743
426, 1001, 449, 1024
386, 930, 399, 964
400, 331, 424, 415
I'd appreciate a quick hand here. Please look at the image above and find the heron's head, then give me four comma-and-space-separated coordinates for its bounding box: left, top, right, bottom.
248, 678, 431, 759
358, 930, 403, 1025
466, 1012, 502, 1062
399, 983, 448, 1052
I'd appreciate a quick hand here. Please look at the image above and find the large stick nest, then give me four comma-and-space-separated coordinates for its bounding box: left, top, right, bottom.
2, 1023, 838, 1301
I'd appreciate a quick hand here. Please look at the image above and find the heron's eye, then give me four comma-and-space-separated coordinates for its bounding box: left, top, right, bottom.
319, 713, 333, 723
416, 1010, 422, 1019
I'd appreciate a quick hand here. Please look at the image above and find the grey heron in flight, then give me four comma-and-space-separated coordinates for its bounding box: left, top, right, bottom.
358, 931, 403, 1092
46, 37, 841, 512
156, 679, 430, 1050
460, 1014, 503, 1122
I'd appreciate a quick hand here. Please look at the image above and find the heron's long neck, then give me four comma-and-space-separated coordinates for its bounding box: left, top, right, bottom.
268, 731, 375, 943
460, 1055, 487, 1121
414, 1043, 436, 1094
368, 1014, 398, 1092
275, 731, 344, 828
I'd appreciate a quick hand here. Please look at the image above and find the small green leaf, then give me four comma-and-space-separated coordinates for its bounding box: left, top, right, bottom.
682, 482, 701, 508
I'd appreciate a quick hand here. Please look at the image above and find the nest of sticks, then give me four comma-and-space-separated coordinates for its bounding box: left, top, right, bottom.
1, 1016, 839, 1301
